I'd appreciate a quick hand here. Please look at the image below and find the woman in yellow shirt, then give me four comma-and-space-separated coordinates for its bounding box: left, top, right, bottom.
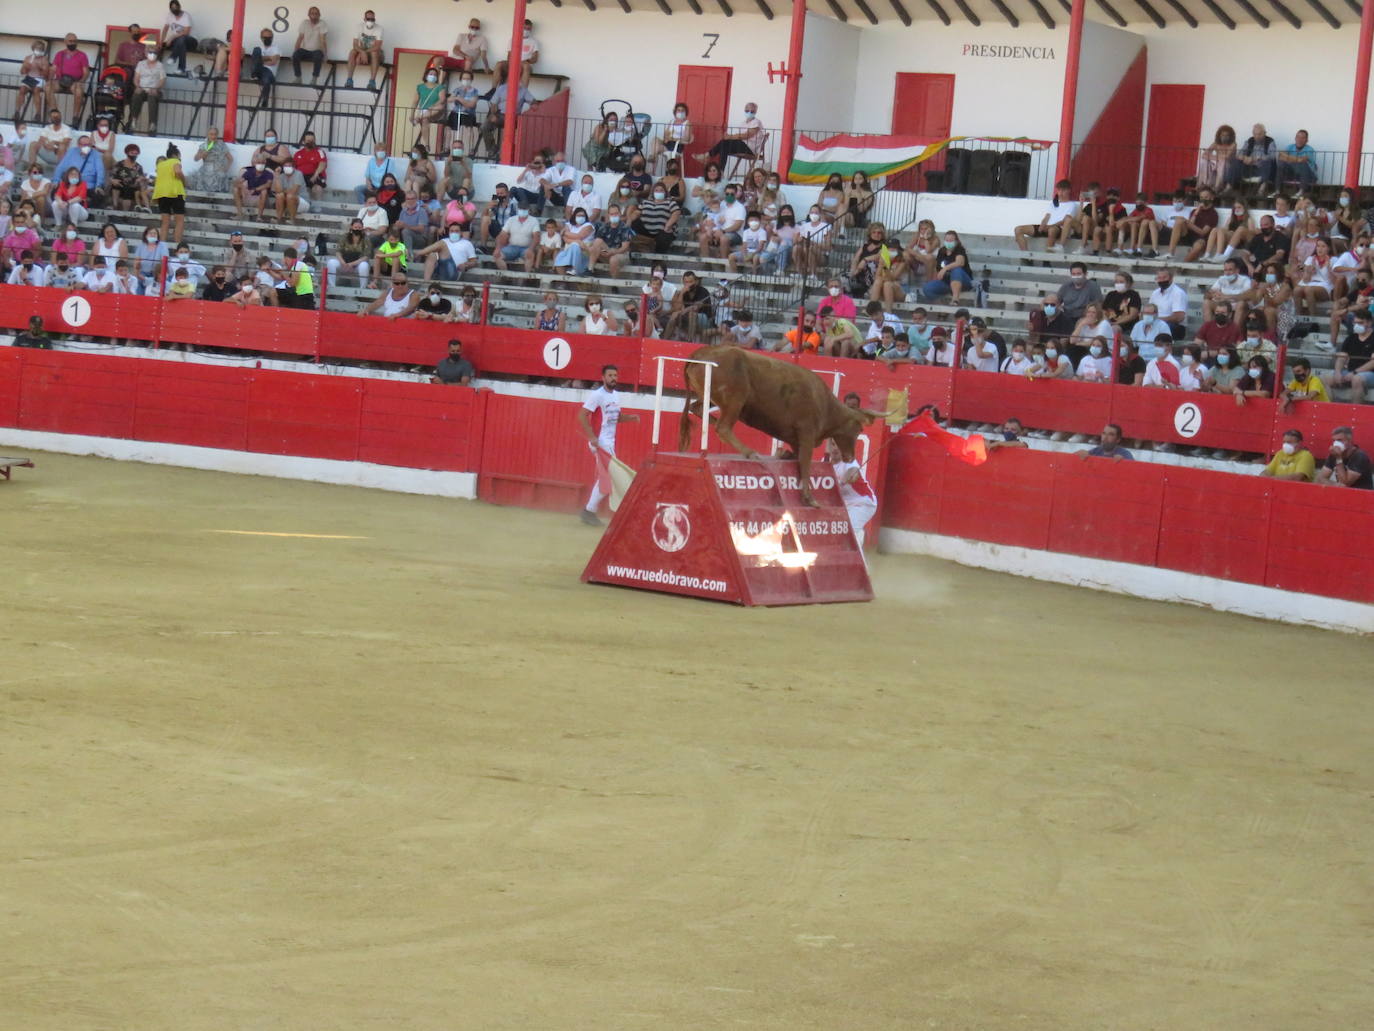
1261, 429, 1316, 481
152, 143, 188, 246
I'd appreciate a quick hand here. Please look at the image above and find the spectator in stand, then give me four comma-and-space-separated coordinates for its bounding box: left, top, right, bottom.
877, 330, 916, 369
1233, 354, 1276, 406
85, 258, 125, 294
43, 250, 82, 291
534, 291, 566, 333
904, 219, 940, 285
1239, 312, 1279, 362
509, 156, 546, 215
849, 222, 888, 296
649, 103, 693, 166
360, 273, 420, 319
1014, 179, 1078, 252
927, 326, 958, 367
1030, 339, 1073, 379
1095, 187, 1129, 255
1028, 292, 1074, 345
1103, 270, 1141, 335
1197, 125, 1238, 191
542, 153, 577, 211
1329, 269, 1374, 343
1282, 356, 1330, 406
356, 194, 390, 248
492, 18, 540, 89
130, 225, 167, 288
272, 159, 310, 224
414, 285, 453, 322
233, 156, 273, 220
160, 0, 196, 76
48, 34, 91, 123
250, 27, 282, 103
1149, 267, 1190, 342
291, 8, 329, 84
1260, 429, 1316, 481
1202, 345, 1244, 394
778, 310, 821, 355
51, 168, 91, 227
450, 285, 482, 324
29, 109, 73, 171
818, 277, 856, 321
1278, 130, 1318, 196
109, 145, 150, 213
587, 204, 633, 278
1058, 261, 1101, 320
1328, 313, 1374, 402
151, 143, 186, 244
658, 160, 687, 208
692, 102, 766, 170
1332, 189, 1360, 250
871, 235, 910, 306
432, 339, 476, 385
17, 43, 51, 125
292, 132, 327, 198
1294, 238, 1336, 317
1330, 230, 1367, 302
372, 227, 407, 284
346, 11, 384, 90
355, 147, 393, 205
1251, 262, 1296, 343
1237, 123, 1278, 195
566, 175, 602, 224
393, 190, 432, 254
552, 207, 595, 275
1202, 260, 1253, 325
1143, 335, 1183, 388
478, 183, 517, 251
962, 324, 999, 372
795, 206, 831, 276
189, 126, 233, 195
863, 299, 904, 349
1080, 423, 1133, 461
1122, 191, 1162, 257
1069, 302, 1113, 362
403, 145, 438, 198
5, 250, 45, 286
581, 294, 615, 335
164, 265, 196, 301
481, 82, 537, 160
818, 309, 864, 359
417, 223, 478, 282
1193, 297, 1242, 361
373, 172, 405, 225
449, 18, 490, 77
1315, 427, 1373, 487
441, 188, 477, 236
1205, 199, 1255, 263
813, 174, 849, 227
726, 310, 762, 349
1115, 339, 1146, 386
493, 203, 539, 271
619, 157, 654, 201
18, 166, 53, 220
1074, 182, 1104, 254
729, 211, 769, 273
91, 221, 128, 270
904, 307, 934, 355
221, 229, 253, 275
1241, 214, 1288, 274
1179, 345, 1210, 390
1000, 339, 1034, 375
116, 26, 147, 71
527, 218, 562, 271
698, 183, 746, 259
1075, 336, 1113, 382
199, 264, 235, 301
326, 219, 371, 284
227, 273, 264, 306
1168, 187, 1217, 262
50, 221, 85, 264
52, 133, 104, 200
923, 229, 972, 302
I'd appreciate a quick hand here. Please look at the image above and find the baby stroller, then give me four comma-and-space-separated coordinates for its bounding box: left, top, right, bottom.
89, 67, 129, 132
594, 99, 648, 174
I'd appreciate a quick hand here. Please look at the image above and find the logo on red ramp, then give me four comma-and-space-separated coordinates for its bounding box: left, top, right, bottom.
652, 503, 691, 553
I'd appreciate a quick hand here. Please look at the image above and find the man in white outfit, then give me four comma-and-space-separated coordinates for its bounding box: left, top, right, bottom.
825, 439, 877, 556
577, 364, 638, 526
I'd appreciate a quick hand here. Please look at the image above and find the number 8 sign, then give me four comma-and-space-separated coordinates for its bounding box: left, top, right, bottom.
61, 295, 92, 328
1173, 401, 1202, 438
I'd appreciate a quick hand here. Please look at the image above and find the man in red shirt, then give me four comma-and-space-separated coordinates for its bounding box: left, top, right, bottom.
1192, 298, 1242, 361
48, 34, 91, 121
115, 24, 148, 70
293, 131, 327, 199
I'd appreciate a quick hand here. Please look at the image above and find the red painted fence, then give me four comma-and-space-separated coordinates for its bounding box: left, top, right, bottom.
3, 282, 1369, 460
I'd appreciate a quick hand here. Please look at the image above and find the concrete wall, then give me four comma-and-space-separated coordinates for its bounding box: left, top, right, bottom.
797, 12, 862, 135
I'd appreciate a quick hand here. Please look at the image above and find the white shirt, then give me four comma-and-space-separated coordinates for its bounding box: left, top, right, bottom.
1044, 198, 1079, 223
739, 225, 768, 255
0, 168, 12, 193
1076, 354, 1113, 381
357, 20, 384, 45
1301, 256, 1334, 291
1149, 283, 1189, 321
963, 338, 1000, 372
1166, 204, 1192, 225
832, 458, 876, 510
83, 267, 122, 292
541, 162, 576, 189
582, 385, 621, 449
380, 287, 414, 317
357, 206, 389, 232
717, 200, 747, 230
502, 215, 537, 247
1143, 355, 1182, 386
798, 218, 830, 243
443, 236, 477, 265
514, 168, 543, 192
1179, 360, 1207, 391
256, 42, 281, 64
1332, 249, 1361, 282
163, 11, 193, 36
569, 188, 602, 215
864, 312, 904, 342
1210, 272, 1253, 296
1001, 353, 1034, 374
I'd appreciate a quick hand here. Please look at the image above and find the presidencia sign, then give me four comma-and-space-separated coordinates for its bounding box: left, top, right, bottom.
961, 44, 1057, 59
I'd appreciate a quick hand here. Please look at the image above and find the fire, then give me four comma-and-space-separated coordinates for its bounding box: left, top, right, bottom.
729, 512, 818, 570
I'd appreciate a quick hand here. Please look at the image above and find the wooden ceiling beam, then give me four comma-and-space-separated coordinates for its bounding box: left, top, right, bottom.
1302, 0, 1342, 26
922, 0, 953, 22
949, 0, 982, 22
1095, 0, 1128, 24
1026, 0, 1058, 25
988, 0, 1021, 23
752, 0, 776, 17
1161, 0, 1200, 25
1198, 0, 1237, 25
1132, 0, 1168, 26
1264, 0, 1302, 25
853, 0, 881, 20
1230, 0, 1271, 25
824, 0, 849, 20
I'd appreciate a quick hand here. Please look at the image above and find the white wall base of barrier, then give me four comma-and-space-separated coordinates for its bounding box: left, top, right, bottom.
878, 527, 1374, 636
0, 429, 479, 500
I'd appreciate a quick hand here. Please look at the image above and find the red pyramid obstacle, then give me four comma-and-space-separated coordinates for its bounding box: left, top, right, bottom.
582, 453, 873, 606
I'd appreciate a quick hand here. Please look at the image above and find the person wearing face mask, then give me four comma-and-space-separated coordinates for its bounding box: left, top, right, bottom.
620, 159, 654, 200
291, 132, 327, 198
480, 80, 538, 159
795, 206, 832, 276
1167, 189, 1218, 262
442, 138, 474, 199
1203, 200, 1255, 264
1202, 259, 1254, 329
1328, 270, 1374, 343
234, 155, 275, 220
630, 186, 681, 254
129, 50, 167, 135
1202, 346, 1244, 395
272, 159, 310, 224
43, 250, 82, 292
923, 231, 973, 302
492, 18, 539, 90
1232, 355, 1276, 406
52, 133, 106, 202
586, 204, 635, 278
1329, 232, 1367, 300
1329, 311, 1374, 403
410, 65, 448, 153
253, 129, 291, 173
131, 228, 168, 289
446, 74, 482, 157
415, 222, 477, 283
196, 264, 234, 302
188, 125, 233, 194
1241, 214, 1288, 271
1028, 291, 1074, 345
50, 221, 86, 267
47, 34, 90, 118
692, 103, 765, 168
491, 200, 539, 271
1102, 270, 1141, 332
17, 42, 51, 123
346, 11, 384, 89
1278, 130, 1318, 196
1056, 261, 1101, 320
250, 28, 281, 100
354, 147, 391, 205
1014, 178, 1079, 252
215, 230, 251, 275
997, 340, 1033, 376
1142, 335, 1183, 388
540, 152, 577, 210
290, 7, 329, 84
158, 0, 195, 75
817, 278, 856, 321
1197, 124, 1238, 192
432, 339, 477, 386
448, 20, 490, 75
5, 249, 44, 287
403, 143, 439, 198
1195, 296, 1243, 362
650, 102, 693, 165
323, 220, 370, 284
1279, 357, 1331, 409
697, 184, 747, 260
1148, 268, 1190, 341
51, 170, 91, 227
86, 257, 127, 295
414, 285, 455, 322
1030, 339, 1074, 379
581, 294, 615, 336
549, 207, 595, 276
729, 211, 770, 273
1259, 430, 1316, 481
1314, 426, 1374, 488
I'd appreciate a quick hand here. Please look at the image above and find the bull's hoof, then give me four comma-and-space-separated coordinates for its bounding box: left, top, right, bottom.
777, 448, 797, 460
743, 450, 760, 460
801, 494, 820, 508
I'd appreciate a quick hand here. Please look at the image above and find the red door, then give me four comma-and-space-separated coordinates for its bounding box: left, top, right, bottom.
891, 73, 954, 192
1142, 84, 1204, 199
676, 65, 732, 177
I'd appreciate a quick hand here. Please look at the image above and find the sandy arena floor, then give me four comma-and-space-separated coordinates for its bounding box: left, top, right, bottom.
2, 453, 1371, 1030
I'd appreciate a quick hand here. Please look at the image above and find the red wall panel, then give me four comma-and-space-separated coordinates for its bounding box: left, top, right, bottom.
1266, 483, 1374, 601
883, 436, 945, 533
1108, 387, 1274, 454
1154, 466, 1271, 585
133, 361, 252, 452
356, 380, 481, 471
0, 349, 22, 426
246, 372, 364, 461
17, 352, 138, 439
1046, 457, 1164, 566
951, 372, 1111, 436
935, 449, 1055, 550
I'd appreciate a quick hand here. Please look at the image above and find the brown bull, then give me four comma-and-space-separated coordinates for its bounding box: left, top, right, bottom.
677, 345, 880, 507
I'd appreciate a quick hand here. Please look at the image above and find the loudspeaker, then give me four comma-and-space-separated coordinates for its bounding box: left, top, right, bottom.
966, 150, 1001, 196
1000, 151, 1031, 198
943, 147, 972, 194
923, 169, 947, 193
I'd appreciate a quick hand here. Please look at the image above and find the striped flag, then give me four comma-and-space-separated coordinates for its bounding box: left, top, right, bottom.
787, 133, 1053, 185
593, 447, 637, 511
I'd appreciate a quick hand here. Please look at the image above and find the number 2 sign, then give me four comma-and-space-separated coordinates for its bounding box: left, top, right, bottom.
1173, 402, 1202, 438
